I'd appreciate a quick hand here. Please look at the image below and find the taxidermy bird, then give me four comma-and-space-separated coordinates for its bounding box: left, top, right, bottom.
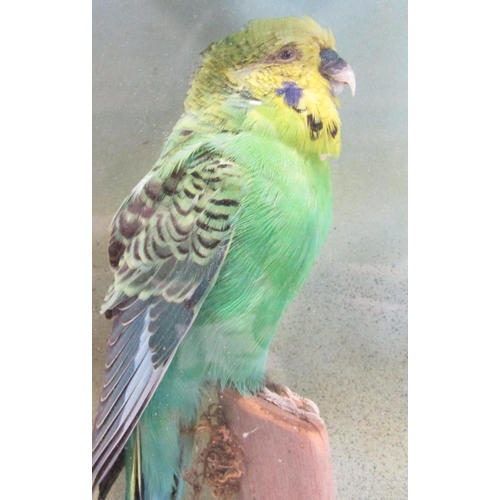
92, 16, 355, 500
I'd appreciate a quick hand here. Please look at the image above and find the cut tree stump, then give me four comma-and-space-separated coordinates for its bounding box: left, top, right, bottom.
183, 387, 336, 500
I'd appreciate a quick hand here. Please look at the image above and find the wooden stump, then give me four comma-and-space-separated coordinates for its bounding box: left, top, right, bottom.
183, 387, 335, 500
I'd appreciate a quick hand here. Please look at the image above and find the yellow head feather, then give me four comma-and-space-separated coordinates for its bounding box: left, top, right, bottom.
184, 17, 354, 157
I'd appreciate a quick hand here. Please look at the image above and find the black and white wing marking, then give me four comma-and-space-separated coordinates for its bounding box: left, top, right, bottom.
92, 154, 245, 491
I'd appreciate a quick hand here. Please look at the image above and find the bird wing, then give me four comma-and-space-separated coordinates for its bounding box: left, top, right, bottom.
92, 149, 245, 490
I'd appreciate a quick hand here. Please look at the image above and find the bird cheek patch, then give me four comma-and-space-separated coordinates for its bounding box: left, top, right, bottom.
275, 81, 303, 108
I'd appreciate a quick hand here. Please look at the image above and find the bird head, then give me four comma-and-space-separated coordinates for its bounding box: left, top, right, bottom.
185, 17, 355, 157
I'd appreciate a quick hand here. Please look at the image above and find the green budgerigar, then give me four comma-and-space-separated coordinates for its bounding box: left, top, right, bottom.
93, 16, 355, 499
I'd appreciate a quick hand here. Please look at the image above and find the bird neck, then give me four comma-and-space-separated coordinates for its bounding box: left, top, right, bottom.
181, 91, 341, 160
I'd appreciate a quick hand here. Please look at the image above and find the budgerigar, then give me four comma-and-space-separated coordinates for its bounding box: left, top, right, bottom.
92, 16, 355, 500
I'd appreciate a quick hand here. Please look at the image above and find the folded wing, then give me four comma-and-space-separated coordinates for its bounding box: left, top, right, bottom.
92, 151, 245, 490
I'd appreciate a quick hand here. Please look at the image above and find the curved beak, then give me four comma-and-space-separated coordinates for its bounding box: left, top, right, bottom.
320, 48, 356, 97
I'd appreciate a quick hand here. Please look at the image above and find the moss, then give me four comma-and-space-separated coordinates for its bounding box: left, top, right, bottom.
184, 404, 243, 500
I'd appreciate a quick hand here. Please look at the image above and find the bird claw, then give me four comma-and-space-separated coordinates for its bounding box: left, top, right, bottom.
258, 382, 320, 419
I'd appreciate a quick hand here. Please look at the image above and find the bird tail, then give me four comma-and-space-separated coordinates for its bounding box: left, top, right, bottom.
119, 414, 190, 500
125, 427, 143, 500
122, 366, 202, 500
124, 409, 197, 500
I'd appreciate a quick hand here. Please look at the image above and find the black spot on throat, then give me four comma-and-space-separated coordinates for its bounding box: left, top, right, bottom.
307, 114, 323, 140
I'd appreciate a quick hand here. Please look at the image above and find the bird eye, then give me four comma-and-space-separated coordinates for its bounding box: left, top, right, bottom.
277, 47, 297, 62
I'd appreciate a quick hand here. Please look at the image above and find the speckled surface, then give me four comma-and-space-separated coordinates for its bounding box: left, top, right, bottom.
93, 1, 407, 499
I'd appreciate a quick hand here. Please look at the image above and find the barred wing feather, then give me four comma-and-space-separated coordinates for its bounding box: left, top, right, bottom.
92, 153, 245, 490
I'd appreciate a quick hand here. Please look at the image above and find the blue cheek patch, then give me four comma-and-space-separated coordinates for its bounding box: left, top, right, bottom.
276, 81, 303, 108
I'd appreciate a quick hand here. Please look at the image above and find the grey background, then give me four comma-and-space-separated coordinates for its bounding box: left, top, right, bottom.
93, 1, 407, 499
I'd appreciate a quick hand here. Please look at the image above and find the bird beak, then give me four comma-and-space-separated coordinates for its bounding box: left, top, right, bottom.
320, 49, 356, 97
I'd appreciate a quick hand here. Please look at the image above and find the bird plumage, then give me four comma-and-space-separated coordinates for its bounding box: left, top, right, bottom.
93, 16, 355, 499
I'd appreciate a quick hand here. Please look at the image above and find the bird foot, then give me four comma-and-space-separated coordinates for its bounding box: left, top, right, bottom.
258, 381, 320, 420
